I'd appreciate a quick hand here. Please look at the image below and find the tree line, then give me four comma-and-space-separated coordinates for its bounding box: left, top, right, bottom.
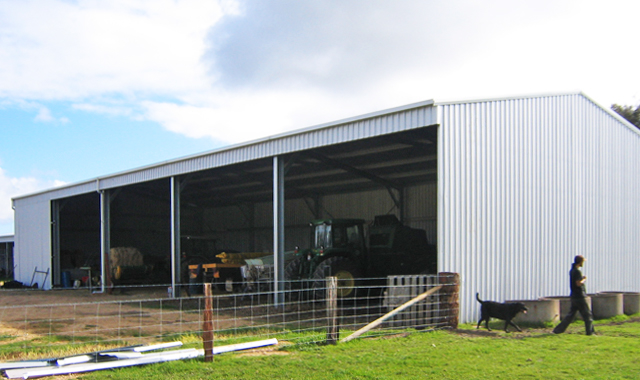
612, 103, 640, 128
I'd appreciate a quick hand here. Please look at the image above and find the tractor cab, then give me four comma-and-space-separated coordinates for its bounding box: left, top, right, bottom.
309, 219, 366, 255
288, 219, 366, 283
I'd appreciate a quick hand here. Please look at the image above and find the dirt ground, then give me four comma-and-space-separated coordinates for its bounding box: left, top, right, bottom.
0, 288, 291, 379
0, 287, 249, 348
0, 287, 169, 307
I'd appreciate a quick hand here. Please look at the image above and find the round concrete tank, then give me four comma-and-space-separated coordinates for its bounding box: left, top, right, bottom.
600, 292, 639, 315
622, 292, 640, 315
590, 293, 623, 319
508, 298, 560, 324
546, 296, 592, 320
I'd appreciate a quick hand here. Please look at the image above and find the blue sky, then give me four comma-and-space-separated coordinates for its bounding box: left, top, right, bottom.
1, 0, 640, 236
1, 103, 216, 180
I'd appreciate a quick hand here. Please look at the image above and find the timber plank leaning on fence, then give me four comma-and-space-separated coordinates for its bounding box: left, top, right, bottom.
341, 285, 443, 343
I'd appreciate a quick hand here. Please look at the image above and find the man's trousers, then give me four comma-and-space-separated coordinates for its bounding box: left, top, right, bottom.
552, 297, 594, 335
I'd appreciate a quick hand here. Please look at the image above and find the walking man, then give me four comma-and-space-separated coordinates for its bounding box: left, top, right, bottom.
553, 255, 594, 335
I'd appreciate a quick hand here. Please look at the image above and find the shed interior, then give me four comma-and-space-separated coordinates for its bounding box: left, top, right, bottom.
0, 241, 13, 278
52, 125, 439, 287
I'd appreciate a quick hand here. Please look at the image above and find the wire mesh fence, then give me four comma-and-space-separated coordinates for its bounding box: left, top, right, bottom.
0, 274, 459, 361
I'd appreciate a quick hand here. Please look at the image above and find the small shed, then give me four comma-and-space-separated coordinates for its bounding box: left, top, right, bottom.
0, 235, 14, 278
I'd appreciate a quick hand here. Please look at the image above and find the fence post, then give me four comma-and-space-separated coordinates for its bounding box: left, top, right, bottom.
203, 283, 214, 361
326, 276, 339, 344
438, 272, 460, 329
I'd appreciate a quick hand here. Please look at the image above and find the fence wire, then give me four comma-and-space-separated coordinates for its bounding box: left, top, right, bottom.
0, 275, 457, 361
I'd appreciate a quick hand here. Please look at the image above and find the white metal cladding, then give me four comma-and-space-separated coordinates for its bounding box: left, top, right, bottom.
437, 93, 640, 323
13, 197, 52, 289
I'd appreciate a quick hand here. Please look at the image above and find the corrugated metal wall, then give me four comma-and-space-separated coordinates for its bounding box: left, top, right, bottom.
438, 93, 640, 322
14, 195, 52, 288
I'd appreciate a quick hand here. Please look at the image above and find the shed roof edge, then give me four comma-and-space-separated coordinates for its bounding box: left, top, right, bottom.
12, 99, 436, 201
434, 91, 583, 106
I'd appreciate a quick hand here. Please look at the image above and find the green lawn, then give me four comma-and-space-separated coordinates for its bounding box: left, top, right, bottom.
81, 317, 640, 380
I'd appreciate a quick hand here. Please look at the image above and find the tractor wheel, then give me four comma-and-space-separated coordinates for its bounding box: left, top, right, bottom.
311, 256, 362, 300
284, 257, 306, 300
284, 256, 304, 281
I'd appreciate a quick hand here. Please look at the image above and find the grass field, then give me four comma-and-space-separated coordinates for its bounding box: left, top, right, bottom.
73, 316, 640, 380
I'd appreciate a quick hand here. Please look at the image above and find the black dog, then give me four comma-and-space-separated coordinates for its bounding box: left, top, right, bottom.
476, 293, 528, 332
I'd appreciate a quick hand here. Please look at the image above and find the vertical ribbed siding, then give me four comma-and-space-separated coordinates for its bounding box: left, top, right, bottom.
14, 197, 52, 288
438, 94, 640, 322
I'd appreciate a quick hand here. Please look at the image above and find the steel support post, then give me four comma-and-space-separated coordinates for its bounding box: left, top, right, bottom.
99, 190, 110, 294
273, 156, 285, 306
51, 200, 61, 287
170, 176, 181, 298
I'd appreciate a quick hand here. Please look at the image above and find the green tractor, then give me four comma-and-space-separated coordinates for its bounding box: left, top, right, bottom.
285, 215, 436, 298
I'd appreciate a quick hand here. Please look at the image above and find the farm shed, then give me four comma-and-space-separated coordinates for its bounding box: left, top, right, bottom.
11, 92, 640, 322
0, 235, 14, 278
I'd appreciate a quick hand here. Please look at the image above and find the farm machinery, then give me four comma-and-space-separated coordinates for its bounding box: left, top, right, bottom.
285, 214, 436, 298
185, 215, 435, 298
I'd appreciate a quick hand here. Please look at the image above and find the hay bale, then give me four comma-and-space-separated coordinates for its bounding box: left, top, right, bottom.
109, 247, 143, 268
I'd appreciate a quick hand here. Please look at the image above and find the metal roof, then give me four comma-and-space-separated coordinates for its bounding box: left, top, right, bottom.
436, 91, 640, 136
180, 126, 438, 208
13, 99, 436, 204
14, 91, 627, 207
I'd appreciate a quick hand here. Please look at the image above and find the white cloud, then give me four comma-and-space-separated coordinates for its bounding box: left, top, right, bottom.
3, 101, 70, 124
141, 92, 298, 143
140, 86, 406, 144
2, 0, 640, 148
139, 0, 640, 143
0, 0, 226, 100
0, 167, 66, 233
34, 107, 54, 122
34, 106, 69, 124
209, 0, 640, 106
72, 103, 133, 117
